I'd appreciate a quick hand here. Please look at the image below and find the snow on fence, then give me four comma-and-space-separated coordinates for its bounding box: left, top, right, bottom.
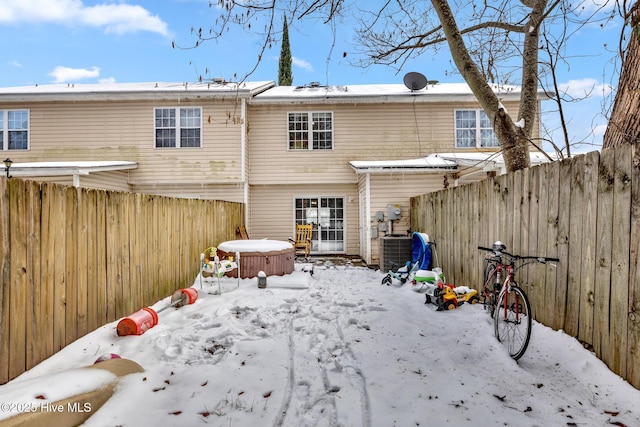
410, 144, 640, 390
0, 180, 244, 384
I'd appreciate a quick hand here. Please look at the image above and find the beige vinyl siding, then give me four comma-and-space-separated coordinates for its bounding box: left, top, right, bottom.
366, 173, 445, 265
135, 183, 245, 202
76, 171, 132, 192
247, 101, 522, 185
10, 171, 131, 191
2, 99, 244, 186
249, 183, 359, 255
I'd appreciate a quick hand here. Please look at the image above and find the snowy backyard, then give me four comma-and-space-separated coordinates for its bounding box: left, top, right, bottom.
2, 260, 640, 426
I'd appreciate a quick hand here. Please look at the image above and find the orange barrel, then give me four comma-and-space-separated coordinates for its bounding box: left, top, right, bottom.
170, 287, 199, 308
116, 307, 159, 336
179, 287, 198, 304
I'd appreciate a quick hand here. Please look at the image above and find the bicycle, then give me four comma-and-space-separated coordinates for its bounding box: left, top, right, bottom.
478, 242, 559, 360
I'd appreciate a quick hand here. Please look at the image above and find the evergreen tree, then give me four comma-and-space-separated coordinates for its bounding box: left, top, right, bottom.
278, 16, 293, 86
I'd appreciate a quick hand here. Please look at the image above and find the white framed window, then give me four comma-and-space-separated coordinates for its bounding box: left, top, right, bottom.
455, 109, 499, 148
154, 107, 202, 148
1, 109, 29, 150
288, 112, 333, 150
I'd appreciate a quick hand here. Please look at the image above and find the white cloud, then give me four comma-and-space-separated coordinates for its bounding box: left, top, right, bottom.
98, 77, 116, 84
579, 0, 616, 14
0, 0, 170, 37
558, 78, 613, 98
9, 60, 21, 67
48, 65, 100, 83
293, 57, 314, 72
79, 4, 170, 36
593, 123, 608, 136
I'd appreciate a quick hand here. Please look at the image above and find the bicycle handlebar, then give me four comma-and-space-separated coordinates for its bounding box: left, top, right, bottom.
477, 246, 559, 264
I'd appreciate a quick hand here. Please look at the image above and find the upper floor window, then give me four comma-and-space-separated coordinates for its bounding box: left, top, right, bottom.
288, 112, 333, 150
1, 110, 29, 150
455, 110, 499, 148
154, 107, 201, 148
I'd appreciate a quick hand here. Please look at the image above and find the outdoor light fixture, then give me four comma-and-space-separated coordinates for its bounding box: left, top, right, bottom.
3, 158, 12, 178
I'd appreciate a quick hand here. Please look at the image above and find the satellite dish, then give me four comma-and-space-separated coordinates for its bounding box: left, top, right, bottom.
403, 72, 428, 91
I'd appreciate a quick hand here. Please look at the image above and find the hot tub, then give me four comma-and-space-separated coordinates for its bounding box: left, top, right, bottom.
217, 239, 295, 279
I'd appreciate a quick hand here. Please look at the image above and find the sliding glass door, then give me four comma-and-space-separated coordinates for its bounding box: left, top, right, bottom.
294, 197, 344, 253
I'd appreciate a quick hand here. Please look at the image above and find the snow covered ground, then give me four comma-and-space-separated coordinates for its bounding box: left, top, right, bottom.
2, 260, 640, 426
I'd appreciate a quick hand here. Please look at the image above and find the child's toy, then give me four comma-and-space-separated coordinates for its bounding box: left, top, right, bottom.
412, 267, 446, 299
410, 235, 446, 298
429, 283, 480, 311
199, 246, 240, 294
381, 232, 432, 285
116, 287, 199, 336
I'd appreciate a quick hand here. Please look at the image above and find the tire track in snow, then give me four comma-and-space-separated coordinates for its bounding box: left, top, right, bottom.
273, 316, 295, 427
288, 269, 372, 427
334, 315, 371, 427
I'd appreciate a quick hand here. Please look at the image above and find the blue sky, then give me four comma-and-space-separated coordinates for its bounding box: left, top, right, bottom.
0, 0, 622, 152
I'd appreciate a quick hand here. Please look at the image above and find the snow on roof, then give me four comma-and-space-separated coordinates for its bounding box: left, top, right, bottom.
0, 81, 276, 101
6, 160, 137, 177
349, 154, 458, 173
349, 152, 558, 174
251, 82, 550, 104
0, 80, 552, 104
437, 151, 559, 171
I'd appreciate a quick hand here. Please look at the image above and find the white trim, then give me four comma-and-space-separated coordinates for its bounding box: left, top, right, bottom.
0, 81, 276, 103
5, 161, 137, 177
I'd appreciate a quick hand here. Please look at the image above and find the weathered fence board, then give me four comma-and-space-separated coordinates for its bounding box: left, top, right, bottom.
629, 147, 640, 388
566, 154, 585, 339
0, 180, 244, 384
0, 178, 9, 383
532, 164, 548, 319
65, 188, 78, 347
26, 181, 43, 369
595, 149, 614, 363
555, 158, 572, 331
9, 180, 27, 380
543, 160, 560, 327
410, 146, 640, 389
610, 145, 632, 376
580, 151, 599, 348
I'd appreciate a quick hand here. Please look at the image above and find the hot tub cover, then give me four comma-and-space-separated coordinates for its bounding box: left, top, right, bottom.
217, 239, 294, 253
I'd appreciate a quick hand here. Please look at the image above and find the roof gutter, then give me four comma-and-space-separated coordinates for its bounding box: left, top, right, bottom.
349, 165, 458, 174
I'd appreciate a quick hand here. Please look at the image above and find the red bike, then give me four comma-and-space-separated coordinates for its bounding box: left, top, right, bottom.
478, 242, 559, 360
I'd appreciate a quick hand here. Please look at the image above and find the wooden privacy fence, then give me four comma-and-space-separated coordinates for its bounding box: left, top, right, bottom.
0, 179, 244, 384
411, 145, 640, 390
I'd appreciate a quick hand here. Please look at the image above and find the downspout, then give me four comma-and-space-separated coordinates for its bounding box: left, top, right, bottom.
365, 172, 372, 264
241, 98, 249, 228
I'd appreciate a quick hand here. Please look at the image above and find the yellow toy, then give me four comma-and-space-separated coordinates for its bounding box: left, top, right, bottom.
429, 283, 480, 311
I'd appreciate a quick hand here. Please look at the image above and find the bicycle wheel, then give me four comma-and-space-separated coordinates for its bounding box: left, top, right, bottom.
494, 285, 532, 360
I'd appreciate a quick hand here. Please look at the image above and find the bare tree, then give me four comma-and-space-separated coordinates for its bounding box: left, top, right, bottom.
603, 1, 640, 149
178, 0, 615, 172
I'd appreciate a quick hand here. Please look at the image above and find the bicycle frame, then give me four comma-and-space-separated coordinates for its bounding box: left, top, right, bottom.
478, 245, 559, 360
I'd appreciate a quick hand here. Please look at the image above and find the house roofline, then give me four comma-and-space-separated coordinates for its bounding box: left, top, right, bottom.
251, 82, 552, 105
0, 81, 276, 103
4, 161, 138, 177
